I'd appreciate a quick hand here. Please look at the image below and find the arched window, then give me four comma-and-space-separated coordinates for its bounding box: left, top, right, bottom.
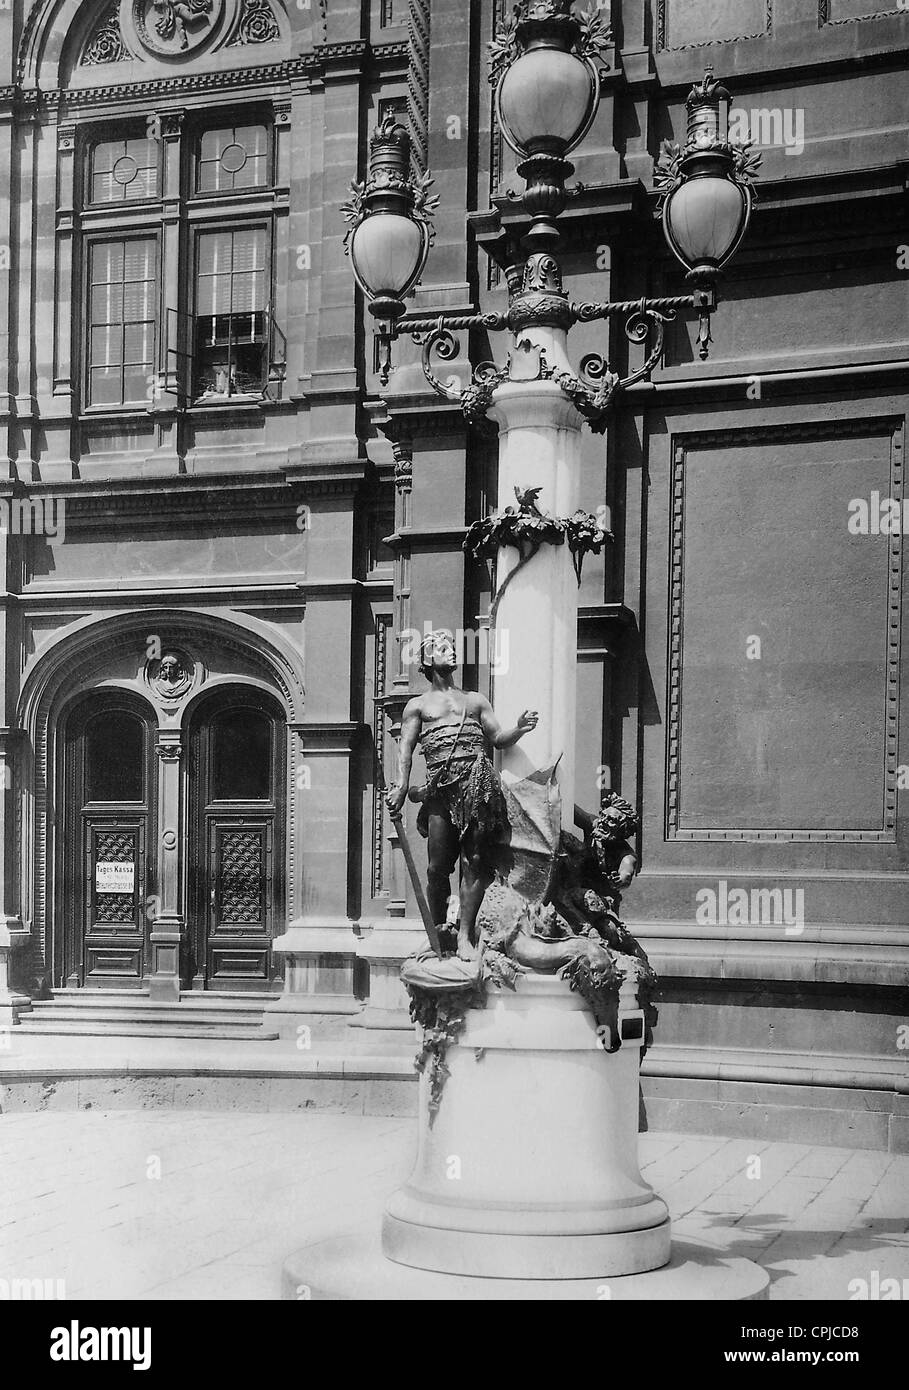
84, 708, 144, 802
210, 705, 272, 801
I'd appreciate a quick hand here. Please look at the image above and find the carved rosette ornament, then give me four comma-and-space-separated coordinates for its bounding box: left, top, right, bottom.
146, 651, 194, 701
227, 0, 280, 45
81, 3, 134, 63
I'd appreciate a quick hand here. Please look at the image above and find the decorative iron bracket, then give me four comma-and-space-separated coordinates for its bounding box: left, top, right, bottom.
382, 285, 716, 428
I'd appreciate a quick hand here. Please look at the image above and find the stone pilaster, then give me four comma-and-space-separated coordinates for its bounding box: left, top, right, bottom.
151, 109, 184, 470
267, 722, 362, 1035
147, 732, 183, 1000
12, 104, 38, 478
0, 728, 29, 1024
353, 693, 423, 1037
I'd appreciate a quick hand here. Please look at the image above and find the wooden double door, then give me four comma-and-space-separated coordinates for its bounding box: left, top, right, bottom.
60, 689, 285, 990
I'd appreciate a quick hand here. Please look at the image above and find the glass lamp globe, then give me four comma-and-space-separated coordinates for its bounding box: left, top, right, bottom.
349, 212, 426, 307
497, 45, 597, 157
664, 173, 749, 279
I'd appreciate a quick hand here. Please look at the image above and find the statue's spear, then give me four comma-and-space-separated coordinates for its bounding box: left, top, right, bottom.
374, 754, 443, 959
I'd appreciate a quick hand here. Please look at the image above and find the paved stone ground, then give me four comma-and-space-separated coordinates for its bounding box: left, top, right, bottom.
1, 1112, 907, 1300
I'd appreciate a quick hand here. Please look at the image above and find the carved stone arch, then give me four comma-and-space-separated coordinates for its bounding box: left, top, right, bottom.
18, 607, 305, 734
17, 0, 89, 87
178, 671, 285, 729
16, 608, 305, 962
19, 0, 292, 90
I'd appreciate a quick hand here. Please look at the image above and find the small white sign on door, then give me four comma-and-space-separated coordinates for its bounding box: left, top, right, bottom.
95, 861, 134, 894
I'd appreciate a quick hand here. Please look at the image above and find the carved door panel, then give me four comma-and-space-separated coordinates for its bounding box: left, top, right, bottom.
204, 819, 274, 985
188, 691, 284, 990
62, 696, 156, 988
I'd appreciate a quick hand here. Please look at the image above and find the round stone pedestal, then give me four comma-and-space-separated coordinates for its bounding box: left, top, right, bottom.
383, 973, 670, 1280
282, 1233, 769, 1301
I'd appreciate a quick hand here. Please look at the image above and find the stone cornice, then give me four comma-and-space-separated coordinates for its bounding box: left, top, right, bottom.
363, 395, 471, 437
578, 604, 637, 660
474, 162, 909, 263
16, 582, 307, 606
382, 525, 468, 553
2, 40, 407, 113
289, 721, 361, 754
15, 477, 348, 513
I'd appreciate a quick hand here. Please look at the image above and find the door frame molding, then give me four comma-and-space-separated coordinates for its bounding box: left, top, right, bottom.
186, 683, 287, 990
18, 609, 304, 994
58, 688, 159, 989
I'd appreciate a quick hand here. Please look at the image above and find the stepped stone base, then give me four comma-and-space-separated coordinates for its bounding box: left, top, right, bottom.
282, 1232, 769, 1301
11, 989, 281, 1042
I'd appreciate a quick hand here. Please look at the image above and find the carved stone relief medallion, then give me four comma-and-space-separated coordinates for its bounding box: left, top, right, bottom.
129, 0, 225, 57
146, 649, 195, 701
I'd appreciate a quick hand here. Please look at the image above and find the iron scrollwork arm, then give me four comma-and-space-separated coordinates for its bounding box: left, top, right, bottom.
387, 289, 715, 412
569, 289, 716, 362
569, 293, 698, 324
618, 300, 675, 390
555, 301, 675, 427
411, 320, 463, 403
401, 312, 509, 403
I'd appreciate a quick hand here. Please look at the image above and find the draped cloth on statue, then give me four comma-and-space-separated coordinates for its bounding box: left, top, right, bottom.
416, 717, 508, 847
494, 762, 562, 903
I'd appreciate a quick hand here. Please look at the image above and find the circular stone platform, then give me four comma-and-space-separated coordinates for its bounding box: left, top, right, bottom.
282, 1233, 770, 1301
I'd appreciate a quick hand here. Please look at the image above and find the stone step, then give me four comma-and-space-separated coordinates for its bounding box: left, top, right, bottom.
15, 1020, 280, 1041
29, 1001, 272, 1023
22, 1011, 272, 1031
39, 990, 281, 1007
18, 989, 281, 1041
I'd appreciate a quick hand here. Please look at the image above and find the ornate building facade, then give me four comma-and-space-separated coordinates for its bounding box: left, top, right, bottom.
1, 0, 907, 1146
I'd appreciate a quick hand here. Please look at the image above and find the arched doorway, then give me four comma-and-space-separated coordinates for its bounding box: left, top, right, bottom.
186, 687, 286, 990
60, 692, 157, 988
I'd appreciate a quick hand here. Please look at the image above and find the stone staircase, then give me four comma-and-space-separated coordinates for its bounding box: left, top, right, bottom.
15, 989, 281, 1041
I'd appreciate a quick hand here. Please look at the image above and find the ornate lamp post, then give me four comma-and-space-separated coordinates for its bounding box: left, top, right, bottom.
315, 0, 765, 1300
344, 1, 755, 830
342, 118, 438, 388
344, 8, 756, 403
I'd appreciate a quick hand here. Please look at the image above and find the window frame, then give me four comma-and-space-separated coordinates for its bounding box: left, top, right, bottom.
81, 229, 163, 413
192, 120, 274, 199
83, 129, 163, 210
77, 110, 282, 416
188, 217, 275, 404
83, 707, 147, 807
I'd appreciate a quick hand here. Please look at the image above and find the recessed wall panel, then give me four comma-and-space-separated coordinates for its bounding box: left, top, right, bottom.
668, 422, 900, 838
657, 0, 770, 50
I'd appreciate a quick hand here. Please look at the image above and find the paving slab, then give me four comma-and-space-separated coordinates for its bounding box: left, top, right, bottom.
0, 1111, 906, 1300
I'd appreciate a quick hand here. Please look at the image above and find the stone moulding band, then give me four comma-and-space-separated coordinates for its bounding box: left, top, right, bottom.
9, 40, 407, 101
382, 1213, 672, 1281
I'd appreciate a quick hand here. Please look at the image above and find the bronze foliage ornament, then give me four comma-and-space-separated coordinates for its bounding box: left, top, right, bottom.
463, 484, 612, 620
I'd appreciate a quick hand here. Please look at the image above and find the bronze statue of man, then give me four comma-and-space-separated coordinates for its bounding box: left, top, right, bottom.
386, 630, 538, 959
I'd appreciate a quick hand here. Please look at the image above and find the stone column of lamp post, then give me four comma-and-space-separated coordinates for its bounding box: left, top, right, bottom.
284, 0, 767, 1301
